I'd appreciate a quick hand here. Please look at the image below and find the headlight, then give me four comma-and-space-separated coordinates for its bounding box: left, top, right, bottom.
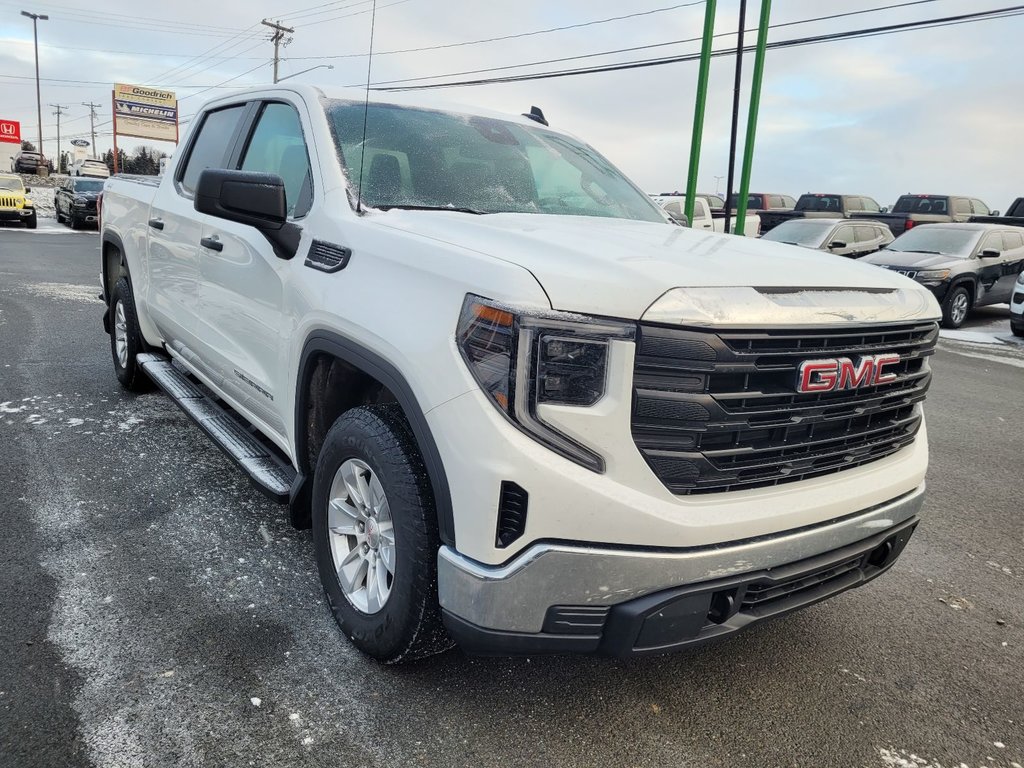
457, 294, 634, 472
1017, 272, 1024, 285
915, 269, 950, 281
73, 196, 87, 206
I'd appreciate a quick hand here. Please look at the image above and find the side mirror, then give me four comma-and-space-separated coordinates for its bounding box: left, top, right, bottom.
24, 187, 30, 193
194, 169, 301, 260
828, 240, 847, 250
991, 210, 1000, 217
195, 169, 287, 231
668, 212, 689, 227
880, 206, 889, 213
980, 248, 1001, 259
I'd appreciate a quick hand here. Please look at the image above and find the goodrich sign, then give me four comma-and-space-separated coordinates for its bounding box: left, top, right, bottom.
113, 84, 178, 142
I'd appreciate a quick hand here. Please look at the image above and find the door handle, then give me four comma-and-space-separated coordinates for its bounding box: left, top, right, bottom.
148, 218, 164, 230
200, 235, 223, 252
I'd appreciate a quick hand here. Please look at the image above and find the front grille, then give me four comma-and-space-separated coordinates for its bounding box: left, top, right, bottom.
741, 555, 862, 609
632, 321, 937, 494
0, 195, 19, 208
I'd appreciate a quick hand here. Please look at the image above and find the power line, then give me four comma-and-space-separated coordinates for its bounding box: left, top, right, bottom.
148, 26, 264, 84
0, 0, 245, 32
277, 0, 373, 23
178, 60, 274, 102
285, 0, 706, 61
292, 0, 412, 27
374, 4, 1024, 91
0, 37, 271, 60
361, 0, 949, 88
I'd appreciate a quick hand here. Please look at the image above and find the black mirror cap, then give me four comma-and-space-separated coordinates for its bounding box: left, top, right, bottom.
194, 169, 287, 231
828, 240, 847, 250
981, 248, 1001, 259
24, 187, 30, 192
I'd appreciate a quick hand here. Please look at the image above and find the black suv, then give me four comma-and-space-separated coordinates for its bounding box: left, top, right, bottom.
11, 151, 45, 174
55, 176, 104, 229
862, 223, 1024, 328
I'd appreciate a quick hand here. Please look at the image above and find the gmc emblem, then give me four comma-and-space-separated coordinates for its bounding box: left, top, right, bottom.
796, 354, 901, 393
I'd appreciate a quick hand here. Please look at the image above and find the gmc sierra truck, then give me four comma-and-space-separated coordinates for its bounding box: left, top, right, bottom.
99, 85, 941, 662
758, 193, 884, 234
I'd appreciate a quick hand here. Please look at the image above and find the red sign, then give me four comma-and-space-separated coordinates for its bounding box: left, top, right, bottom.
0, 120, 20, 145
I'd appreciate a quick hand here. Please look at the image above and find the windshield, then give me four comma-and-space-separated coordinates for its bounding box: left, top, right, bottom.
324, 101, 664, 222
761, 219, 836, 247
885, 227, 978, 256
0, 176, 25, 192
73, 179, 104, 193
796, 194, 842, 212
892, 195, 949, 214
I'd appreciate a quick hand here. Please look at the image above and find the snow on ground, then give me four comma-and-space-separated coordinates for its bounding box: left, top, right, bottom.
879, 747, 1021, 768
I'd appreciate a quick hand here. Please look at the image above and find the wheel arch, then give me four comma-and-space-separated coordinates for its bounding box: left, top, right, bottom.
100, 230, 130, 333
293, 330, 455, 547
948, 276, 977, 306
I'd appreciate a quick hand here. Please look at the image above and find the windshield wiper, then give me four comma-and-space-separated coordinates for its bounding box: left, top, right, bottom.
376, 204, 488, 215
906, 250, 943, 255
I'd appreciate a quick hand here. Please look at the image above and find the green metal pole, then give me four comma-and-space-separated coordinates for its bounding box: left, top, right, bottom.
735, 0, 771, 236
683, 0, 717, 226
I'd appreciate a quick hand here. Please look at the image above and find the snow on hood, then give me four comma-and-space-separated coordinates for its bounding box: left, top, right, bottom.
374, 211, 938, 320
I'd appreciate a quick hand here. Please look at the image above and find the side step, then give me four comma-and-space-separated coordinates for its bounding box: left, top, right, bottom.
137, 353, 296, 503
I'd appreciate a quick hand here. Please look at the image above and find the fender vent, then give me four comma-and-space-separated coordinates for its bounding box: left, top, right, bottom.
304, 240, 351, 273
495, 481, 528, 548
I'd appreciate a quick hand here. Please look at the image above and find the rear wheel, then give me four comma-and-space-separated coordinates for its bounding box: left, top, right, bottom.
1012, 324, 1024, 338
109, 276, 151, 391
942, 286, 971, 329
311, 404, 451, 663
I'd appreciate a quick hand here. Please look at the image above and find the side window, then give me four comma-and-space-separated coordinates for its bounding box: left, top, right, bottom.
179, 105, 247, 195
971, 199, 990, 215
1004, 232, 1024, 250
783, 195, 796, 208
833, 225, 856, 245
952, 198, 971, 215
240, 102, 313, 219
862, 197, 880, 212
854, 226, 876, 243
664, 201, 683, 217
846, 197, 863, 212
981, 233, 1004, 253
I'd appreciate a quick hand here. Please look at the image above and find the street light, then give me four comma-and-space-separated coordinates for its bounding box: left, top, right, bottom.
276, 64, 334, 82
21, 10, 48, 167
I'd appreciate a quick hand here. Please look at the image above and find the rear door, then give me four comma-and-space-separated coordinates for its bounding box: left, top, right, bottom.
194, 98, 315, 440
146, 103, 250, 350
994, 230, 1024, 301
852, 224, 884, 256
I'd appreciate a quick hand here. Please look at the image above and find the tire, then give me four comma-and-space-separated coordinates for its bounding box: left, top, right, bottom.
25, 211, 37, 230
55, 205, 64, 224
69, 214, 79, 230
941, 285, 971, 329
1012, 324, 1024, 338
312, 404, 451, 664
109, 276, 151, 392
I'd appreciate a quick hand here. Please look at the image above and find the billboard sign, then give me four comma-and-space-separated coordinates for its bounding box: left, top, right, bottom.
0, 119, 21, 145
113, 84, 178, 142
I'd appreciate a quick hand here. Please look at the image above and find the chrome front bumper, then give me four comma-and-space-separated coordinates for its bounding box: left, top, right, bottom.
438, 484, 925, 635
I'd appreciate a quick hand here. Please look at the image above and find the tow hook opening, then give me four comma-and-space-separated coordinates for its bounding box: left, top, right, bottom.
707, 588, 740, 625
867, 539, 895, 568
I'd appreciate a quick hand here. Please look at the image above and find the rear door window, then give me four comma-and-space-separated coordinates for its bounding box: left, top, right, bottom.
179, 104, 248, 195
1003, 231, 1024, 250
854, 226, 877, 243
952, 198, 971, 215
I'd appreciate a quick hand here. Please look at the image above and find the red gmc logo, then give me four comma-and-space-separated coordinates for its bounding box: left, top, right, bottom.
796, 354, 901, 393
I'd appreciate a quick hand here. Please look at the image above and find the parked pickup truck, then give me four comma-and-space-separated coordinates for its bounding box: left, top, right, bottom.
854, 194, 993, 237
652, 193, 759, 236
727, 192, 796, 213
100, 85, 940, 662
970, 197, 1023, 226
759, 193, 884, 234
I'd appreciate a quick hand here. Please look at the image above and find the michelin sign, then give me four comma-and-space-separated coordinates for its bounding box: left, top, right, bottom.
113, 84, 178, 142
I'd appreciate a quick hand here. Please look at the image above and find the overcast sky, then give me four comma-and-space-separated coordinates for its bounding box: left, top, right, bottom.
1, 0, 1021, 208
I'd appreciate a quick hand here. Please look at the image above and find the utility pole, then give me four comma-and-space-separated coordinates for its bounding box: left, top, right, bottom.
50, 104, 68, 173
82, 101, 101, 158
261, 19, 295, 84
20, 10, 49, 163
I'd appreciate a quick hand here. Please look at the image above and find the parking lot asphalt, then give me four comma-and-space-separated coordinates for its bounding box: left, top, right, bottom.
1, 228, 1021, 768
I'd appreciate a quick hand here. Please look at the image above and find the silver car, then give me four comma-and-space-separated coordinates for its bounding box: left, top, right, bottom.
761, 217, 894, 258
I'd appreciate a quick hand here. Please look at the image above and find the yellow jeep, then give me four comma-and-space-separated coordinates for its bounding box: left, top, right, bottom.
0, 174, 37, 229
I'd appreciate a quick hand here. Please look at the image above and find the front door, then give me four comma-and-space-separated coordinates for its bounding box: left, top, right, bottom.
194, 100, 315, 444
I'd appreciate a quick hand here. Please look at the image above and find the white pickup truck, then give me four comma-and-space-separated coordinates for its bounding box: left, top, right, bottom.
653, 193, 760, 237
99, 85, 940, 662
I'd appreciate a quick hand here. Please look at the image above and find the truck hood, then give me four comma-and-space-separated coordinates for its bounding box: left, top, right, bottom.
376, 212, 932, 320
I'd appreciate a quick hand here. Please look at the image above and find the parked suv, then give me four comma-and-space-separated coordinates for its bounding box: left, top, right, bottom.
98, 86, 939, 662
862, 223, 1024, 328
11, 150, 45, 174
761, 218, 893, 257
0, 173, 37, 228
70, 159, 111, 179
55, 176, 104, 228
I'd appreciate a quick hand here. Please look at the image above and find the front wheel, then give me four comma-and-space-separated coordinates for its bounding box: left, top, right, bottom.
1012, 324, 1024, 338
25, 211, 37, 230
311, 405, 451, 663
942, 286, 971, 329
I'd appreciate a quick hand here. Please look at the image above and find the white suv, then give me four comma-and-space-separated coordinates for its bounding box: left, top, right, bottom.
71, 158, 110, 178
98, 86, 941, 661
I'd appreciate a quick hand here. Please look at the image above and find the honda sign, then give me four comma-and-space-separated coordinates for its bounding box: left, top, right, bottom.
0, 120, 20, 145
